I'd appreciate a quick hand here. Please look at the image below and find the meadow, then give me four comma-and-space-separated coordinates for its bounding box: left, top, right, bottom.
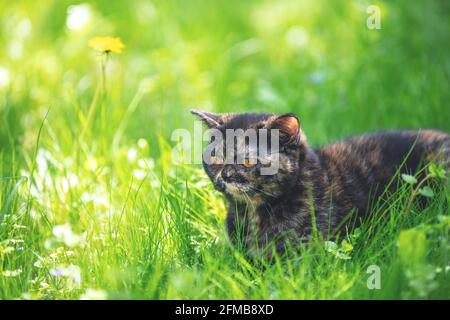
0, 0, 449, 299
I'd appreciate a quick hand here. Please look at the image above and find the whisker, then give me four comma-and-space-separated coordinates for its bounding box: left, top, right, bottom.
249, 186, 277, 198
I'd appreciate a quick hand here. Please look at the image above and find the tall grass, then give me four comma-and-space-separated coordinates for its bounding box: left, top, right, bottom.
0, 0, 449, 299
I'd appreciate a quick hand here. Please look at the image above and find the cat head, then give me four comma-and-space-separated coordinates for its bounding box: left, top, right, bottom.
191, 109, 308, 204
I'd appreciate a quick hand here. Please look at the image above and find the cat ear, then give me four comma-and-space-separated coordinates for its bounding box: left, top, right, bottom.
269, 113, 300, 143
190, 109, 224, 128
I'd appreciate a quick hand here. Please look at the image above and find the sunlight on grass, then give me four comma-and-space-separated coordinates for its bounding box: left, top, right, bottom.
0, 0, 449, 300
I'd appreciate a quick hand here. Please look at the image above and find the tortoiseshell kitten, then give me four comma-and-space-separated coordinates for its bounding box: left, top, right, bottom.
191, 110, 450, 256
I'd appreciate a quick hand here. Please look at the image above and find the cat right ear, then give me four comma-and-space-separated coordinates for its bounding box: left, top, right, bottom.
269, 113, 301, 144
190, 109, 224, 128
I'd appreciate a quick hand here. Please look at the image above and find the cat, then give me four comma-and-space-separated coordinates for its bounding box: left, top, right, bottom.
191, 109, 450, 256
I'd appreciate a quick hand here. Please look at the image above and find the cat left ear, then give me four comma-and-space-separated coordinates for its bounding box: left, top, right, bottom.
190, 109, 224, 128
270, 113, 300, 143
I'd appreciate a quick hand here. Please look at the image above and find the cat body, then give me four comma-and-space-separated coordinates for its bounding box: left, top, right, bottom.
191, 110, 450, 255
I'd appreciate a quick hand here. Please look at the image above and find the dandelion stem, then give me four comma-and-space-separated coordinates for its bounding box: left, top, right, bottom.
80, 81, 100, 141
100, 53, 109, 137
101, 53, 108, 98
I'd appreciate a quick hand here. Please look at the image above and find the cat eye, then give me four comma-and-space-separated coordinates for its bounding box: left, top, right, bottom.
243, 160, 254, 168
210, 156, 219, 165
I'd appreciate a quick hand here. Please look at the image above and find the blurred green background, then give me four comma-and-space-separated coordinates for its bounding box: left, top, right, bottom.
2, 0, 449, 152
1, 0, 449, 300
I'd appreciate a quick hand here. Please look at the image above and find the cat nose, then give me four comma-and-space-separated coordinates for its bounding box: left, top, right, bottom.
221, 166, 233, 181
215, 178, 226, 192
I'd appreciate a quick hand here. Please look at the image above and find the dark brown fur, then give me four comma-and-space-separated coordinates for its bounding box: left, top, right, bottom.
191, 110, 450, 255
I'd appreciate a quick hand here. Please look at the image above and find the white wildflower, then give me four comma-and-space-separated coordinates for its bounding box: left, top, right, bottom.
66, 4, 92, 31
137, 138, 148, 149
138, 158, 155, 170
50, 264, 81, 289
80, 288, 107, 300
52, 223, 80, 247
84, 157, 98, 171
2, 269, 22, 277
133, 169, 146, 180
1, 246, 15, 254
0, 66, 11, 88
128, 147, 138, 162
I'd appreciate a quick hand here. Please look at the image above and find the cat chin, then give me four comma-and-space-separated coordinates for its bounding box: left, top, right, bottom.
223, 183, 261, 204
227, 188, 265, 208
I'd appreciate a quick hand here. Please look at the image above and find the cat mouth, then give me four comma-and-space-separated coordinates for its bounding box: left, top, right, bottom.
213, 175, 256, 198
225, 183, 247, 194
220, 181, 256, 198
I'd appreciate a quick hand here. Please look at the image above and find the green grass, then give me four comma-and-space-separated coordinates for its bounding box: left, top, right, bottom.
1, 0, 449, 299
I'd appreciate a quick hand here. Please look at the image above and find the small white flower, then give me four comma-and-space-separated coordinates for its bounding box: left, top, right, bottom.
150, 180, 161, 188
50, 268, 64, 277
81, 192, 110, 209
0, 66, 10, 88
1, 246, 15, 254
194, 180, 209, 188
128, 147, 138, 162
133, 169, 146, 180
52, 224, 80, 247
21, 292, 32, 300
66, 4, 92, 31
80, 288, 107, 300
50, 264, 81, 289
65, 250, 76, 256
137, 138, 148, 149
9, 239, 24, 244
34, 258, 44, 268
138, 158, 155, 170
66, 264, 81, 289
2, 269, 22, 277
69, 173, 79, 186
85, 157, 98, 171
13, 224, 27, 229
285, 26, 308, 49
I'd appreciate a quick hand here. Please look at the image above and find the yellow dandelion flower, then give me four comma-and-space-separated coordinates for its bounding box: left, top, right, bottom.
88, 36, 125, 54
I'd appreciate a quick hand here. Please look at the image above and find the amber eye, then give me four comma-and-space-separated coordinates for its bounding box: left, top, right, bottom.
243, 160, 254, 168
210, 156, 220, 165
